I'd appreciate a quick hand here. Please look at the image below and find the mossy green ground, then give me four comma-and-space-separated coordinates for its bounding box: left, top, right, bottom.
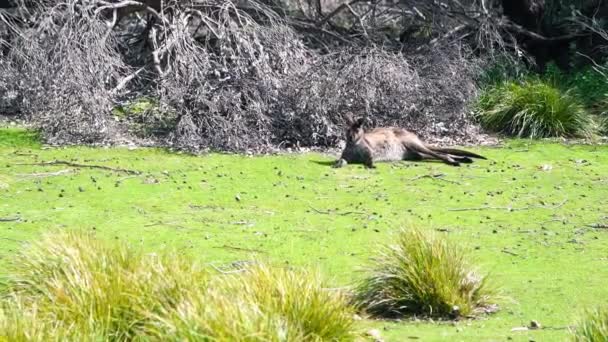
1, 127, 607, 341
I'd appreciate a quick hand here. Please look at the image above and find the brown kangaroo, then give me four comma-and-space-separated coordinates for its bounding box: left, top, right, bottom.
333, 117, 486, 168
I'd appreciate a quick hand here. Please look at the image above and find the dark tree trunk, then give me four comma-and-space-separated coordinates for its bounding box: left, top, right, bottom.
501, 0, 574, 71
501, 0, 544, 32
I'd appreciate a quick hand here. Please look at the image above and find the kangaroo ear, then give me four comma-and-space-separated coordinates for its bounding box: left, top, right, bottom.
353, 117, 365, 129
344, 112, 355, 126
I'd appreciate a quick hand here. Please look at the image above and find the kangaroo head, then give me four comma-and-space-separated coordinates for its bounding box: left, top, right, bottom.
345, 116, 366, 143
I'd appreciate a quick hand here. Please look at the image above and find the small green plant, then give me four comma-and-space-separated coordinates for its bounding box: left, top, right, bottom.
112, 97, 177, 137
571, 306, 608, 342
477, 57, 530, 88
0, 231, 356, 341
543, 63, 608, 111
475, 79, 593, 138
353, 228, 496, 319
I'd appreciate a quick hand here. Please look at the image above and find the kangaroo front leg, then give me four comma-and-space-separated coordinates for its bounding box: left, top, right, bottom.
362, 149, 375, 169
333, 158, 348, 168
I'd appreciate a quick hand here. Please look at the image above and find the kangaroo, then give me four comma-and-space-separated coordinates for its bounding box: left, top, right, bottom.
333, 116, 486, 168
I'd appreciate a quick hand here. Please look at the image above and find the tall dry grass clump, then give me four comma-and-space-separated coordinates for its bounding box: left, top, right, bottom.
0, 231, 355, 341
152, 264, 355, 341
571, 306, 608, 342
353, 228, 496, 319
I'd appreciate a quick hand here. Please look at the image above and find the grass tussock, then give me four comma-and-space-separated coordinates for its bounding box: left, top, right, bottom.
571, 307, 608, 342
475, 80, 593, 138
353, 228, 496, 319
156, 264, 355, 341
0, 231, 355, 341
600, 116, 608, 136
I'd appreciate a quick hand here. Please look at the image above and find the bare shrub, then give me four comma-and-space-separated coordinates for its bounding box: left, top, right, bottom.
273, 48, 419, 147
1, 0, 489, 151
273, 45, 484, 148
3, 0, 131, 144
155, 0, 312, 151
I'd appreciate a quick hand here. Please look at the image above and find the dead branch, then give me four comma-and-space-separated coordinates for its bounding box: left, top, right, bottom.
409, 173, 461, 184
111, 67, 145, 95
209, 263, 246, 274
16, 169, 75, 178
16, 160, 141, 175
316, 0, 366, 27
0, 217, 21, 222
215, 244, 266, 253
0, 237, 24, 242
307, 204, 366, 216
500, 20, 585, 43
501, 248, 518, 256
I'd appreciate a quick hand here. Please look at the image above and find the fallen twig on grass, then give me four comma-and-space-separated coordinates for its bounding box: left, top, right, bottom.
209, 263, 247, 274
0, 237, 24, 242
16, 169, 75, 179
0, 217, 21, 222
501, 249, 518, 256
587, 223, 608, 229
144, 221, 190, 230
15, 160, 141, 175
448, 199, 568, 212
307, 204, 366, 216
409, 173, 461, 184
116, 175, 139, 183
215, 245, 265, 254
11, 151, 37, 157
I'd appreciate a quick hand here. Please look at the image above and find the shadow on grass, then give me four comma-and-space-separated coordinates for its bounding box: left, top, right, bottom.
310, 160, 337, 167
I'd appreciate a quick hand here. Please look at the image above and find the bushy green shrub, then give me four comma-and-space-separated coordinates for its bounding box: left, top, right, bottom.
475, 79, 593, 138
571, 306, 608, 342
353, 228, 496, 319
0, 231, 355, 341
544, 63, 608, 110
112, 97, 178, 138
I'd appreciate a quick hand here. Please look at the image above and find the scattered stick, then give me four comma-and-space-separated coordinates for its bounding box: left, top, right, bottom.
15, 160, 141, 175
0, 217, 21, 222
448, 199, 568, 212
216, 245, 265, 254
11, 151, 37, 157
209, 263, 247, 274
316, 0, 365, 27
16, 169, 75, 179
144, 221, 190, 230
501, 249, 518, 256
307, 204, 366, 216
0, 237, 24, 242
587, 223, 608, 229
116, 175, 139, 182
410, 173, 461, 184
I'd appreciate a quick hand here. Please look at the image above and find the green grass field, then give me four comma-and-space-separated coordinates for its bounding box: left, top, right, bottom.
1, 127, 607, 341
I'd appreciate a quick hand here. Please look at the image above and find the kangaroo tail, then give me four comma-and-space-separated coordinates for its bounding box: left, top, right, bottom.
404, 141, 460, 166
429, 147, 487, 160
